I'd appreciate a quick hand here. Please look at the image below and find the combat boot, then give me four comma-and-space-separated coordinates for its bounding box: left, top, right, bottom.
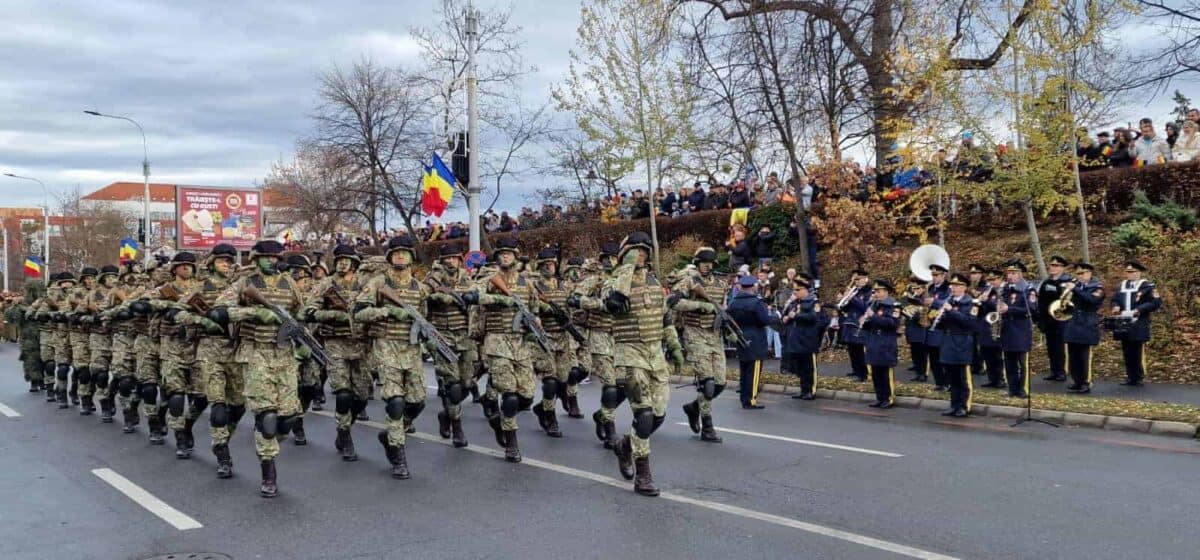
469, 383, 481, 403
292, 417, 307, 446
122, 406, 139, 433
603, 420, 617, 449
377, 431, 410, 479
450, 418, 468, 448
681, 399, 701, 434
174, 431, 192, 459
566, 395, 583, 419
46, 384, 57, 402
543, 408, 562, 438
56, 388, 68, 409
213, 444, 233, 479
29, 379, 42, 393
592, 410, 609, 444
336, 428, 357, 461
99, 398, 115, 423
633, 456, 660, 497
155, 406, 169, 436
613, 435, 634, 480
183, 418, 197, 452
437, 411, 451, 439
531, 405, 549, 431
148, 412, 165, 445
80, 394, 95, 416
488, 414, 505, 447
69, 379, 79, 405
311, 389, 324, 411
700, 415, 723, 443
259, 459, 277, 498
503, 430, 521, 463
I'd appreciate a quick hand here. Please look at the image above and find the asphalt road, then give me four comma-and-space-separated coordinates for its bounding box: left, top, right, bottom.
1, 344, 1197, 560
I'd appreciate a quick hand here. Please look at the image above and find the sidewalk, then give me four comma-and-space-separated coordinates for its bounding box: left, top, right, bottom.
726, 357, 1200, 408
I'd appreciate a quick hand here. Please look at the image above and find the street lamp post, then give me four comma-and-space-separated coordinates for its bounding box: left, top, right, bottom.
85, 110, 152, 266
3, 173, 51, 268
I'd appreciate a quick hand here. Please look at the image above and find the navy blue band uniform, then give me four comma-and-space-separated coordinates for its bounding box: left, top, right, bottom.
782, 289, 828, 399
1109, 273, 1161, 386
924, 279, 951, 391
937, 276, 977, 417
1061, 270, 1105, 393
998, 278, 1036, 398
901, 280, 930, 383
835, 277, 871, 381
1036, 255, 1073, 382
862, 286, 900, 408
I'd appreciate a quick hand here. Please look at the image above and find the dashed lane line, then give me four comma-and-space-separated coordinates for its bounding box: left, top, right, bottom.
675, 423, 904, 458
91, 468, 203, 530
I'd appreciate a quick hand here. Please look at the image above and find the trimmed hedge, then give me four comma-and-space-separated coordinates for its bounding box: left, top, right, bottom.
1082, 160, 1200, 209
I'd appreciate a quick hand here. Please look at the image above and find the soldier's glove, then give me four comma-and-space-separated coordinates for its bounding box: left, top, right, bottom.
253, 308, 281, 325
130, 300, 153, 315
197, 317, 223, 334
622, 251, 639, 267
164, 308, 182, 324
669, 348, 685, 369
353, 307, 388, 323
460, 290, 480, 306
117, 310, 133, 321
313, 310, 350, 324
699, 301, 719, 314
566, 294, 581, 309
387, 306, 410, 321
174, 310, 195, 325
292, 343, 312, 361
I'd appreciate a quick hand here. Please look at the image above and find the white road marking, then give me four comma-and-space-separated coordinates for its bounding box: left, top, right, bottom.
0, 401, 20, 417
311, 411, 949, 559
91, 468, 202, 530
675, 423, 903, 458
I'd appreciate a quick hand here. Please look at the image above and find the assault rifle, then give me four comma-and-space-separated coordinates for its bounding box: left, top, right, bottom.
489, 273, 550, 353
690, 285, 748, 348
378, 284, 460, 364
243, 285, 331, 368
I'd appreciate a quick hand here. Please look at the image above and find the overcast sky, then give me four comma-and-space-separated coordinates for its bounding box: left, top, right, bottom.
0, 0, 1194, 221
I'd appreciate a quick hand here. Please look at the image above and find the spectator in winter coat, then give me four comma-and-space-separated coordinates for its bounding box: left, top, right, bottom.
753, 226, 776, 267
729, 182, 752, 209
706, 185, 730, 210
1173, 120, 1199, 162
726, 227, 753, 271
1132, 118, 1173, 165
687, 183, 707, 212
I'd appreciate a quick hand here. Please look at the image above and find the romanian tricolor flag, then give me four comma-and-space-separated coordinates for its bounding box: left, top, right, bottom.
119, 237, 139, 263
23, 256, 43, 278
421, 153, 456, 218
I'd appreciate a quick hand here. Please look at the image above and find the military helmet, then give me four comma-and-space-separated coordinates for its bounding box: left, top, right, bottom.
617, 232, 653, 262
55, 272, 76, 286
535, 247, 559, 266
564, 256, 584, 269
439, 244, 463, 258
491, 237, 520, 261
249, 239, 285, 259
598, 242, 620, 259
170, 251, 198, 272
80, 267, 99, 278
385, 235, 417, 260
99, 264, 120, 278
285, 253, 312, 270
332, 243, 360, 262
692, 246, 718, 264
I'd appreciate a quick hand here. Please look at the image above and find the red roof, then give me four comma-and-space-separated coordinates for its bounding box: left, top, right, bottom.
83, 182, 286, 207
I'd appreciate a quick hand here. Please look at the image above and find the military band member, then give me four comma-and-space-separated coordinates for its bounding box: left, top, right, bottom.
569, 250, 620, 448
1037, 255, 1073, 382
88, 265, 120, 422
938, 273, 977, 417
862, 279, 900, 408
782, 277, 825, 400
531, 248, 575, 438
924, 264, 951, 390
603, 232, 684, 497
835, 269, 871, 381
1110, 260, 1162, 386
424, 245, 478, 448
967, 263, 988, 377
673, 246, 729, 443
211, 239, 307, 497
998, 261, 1036, 398
354, 235, 430, 479
1062, 262, 1105, 394
902, 277, 930, 382
976, 269, 1006, 389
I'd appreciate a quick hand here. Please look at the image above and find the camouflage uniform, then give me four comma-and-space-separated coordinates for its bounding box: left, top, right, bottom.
354, 235, 429, 479
530, 249, 576, 438
424, 250, 478, 448
212, 239, 306, 498
131, 263, 171, 444
672, 248, 728, 443
302, 244, 369, 461
6, 281, 44, 391
86, 266, 119, 422
150, 253, 208, 458
49, 273, 77, 408
560, 257, 589, 419
30, 283, 61, 400
104, 265, 148, 433
604, 233, 684, 497
66, 269, 99, 413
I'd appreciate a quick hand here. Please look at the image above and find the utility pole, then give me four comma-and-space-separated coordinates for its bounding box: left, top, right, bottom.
466, 1, 482, 252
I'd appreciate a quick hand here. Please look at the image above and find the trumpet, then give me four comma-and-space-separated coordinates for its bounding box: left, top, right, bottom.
836, 280, 860, 310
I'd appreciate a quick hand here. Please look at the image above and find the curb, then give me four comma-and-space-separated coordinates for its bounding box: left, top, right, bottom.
668, 375, 1200, 440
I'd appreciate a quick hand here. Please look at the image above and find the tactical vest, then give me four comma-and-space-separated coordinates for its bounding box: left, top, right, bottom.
425, 270, 471, 334
535, 276, 569, 334
161, 279, 201, 337
576, 275, 613, 331
367, 274, 423, 341
89, 287, 111, 334
317, 275, 362, 339
483, 272, 532, 335
679, 273, 725, 329
239, 273, 295, 344
611, 269, 664, 344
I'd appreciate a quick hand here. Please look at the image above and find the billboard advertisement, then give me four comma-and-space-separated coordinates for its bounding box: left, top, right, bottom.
176, 185, 263, 251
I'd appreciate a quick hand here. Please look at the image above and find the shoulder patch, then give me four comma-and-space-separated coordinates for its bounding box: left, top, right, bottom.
892, 308, 901, 318
969, 306, 979, 317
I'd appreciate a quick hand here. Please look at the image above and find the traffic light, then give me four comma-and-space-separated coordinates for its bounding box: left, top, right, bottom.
137, 219, 145, 243
452, 132, 469, 186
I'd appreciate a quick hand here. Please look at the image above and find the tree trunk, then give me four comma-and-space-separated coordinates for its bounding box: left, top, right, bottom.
1022, 200, 1048, 279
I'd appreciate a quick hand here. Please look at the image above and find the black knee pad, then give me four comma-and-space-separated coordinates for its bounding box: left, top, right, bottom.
351, 398, 367, 415
541, 377, 559, 400
93, 370, 109, 389
445, 382, 466, 405
117, 376, 136, 397
167, 393, 186, 417
56, 364, 70, 382
189, 395, 209, 415
138, 383, 158, 405
298, 384, 317, 403
652, 415, 665, 434
517, 395, 534, 411
255, 411, 278, 439
403, 401, 425, 421
210, 403, 229, 428
699, 378, 717, 399
500, 393, 520, 418
75, 367, 92, 385
229, 404, 247, 425
385, 397, 406, 421
334, 390, 354, 415
712, 383, 726, 399
277, 414, 296, 436
615, 380, 628, 404
600, 385, 621, 409
44, 361, 55, 379
633, 409, 656, 439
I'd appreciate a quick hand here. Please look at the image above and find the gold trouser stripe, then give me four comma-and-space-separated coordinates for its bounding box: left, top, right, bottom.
1140, 344, 1147, 378
887, 367, 895, 403
1087, 347, 1094, 384
751, 360, 761, 405
812, 355, 818, 391
965, 365, 973, 411
1023, 354, 1030, 394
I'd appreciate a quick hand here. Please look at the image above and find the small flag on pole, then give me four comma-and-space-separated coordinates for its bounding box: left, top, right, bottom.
119, 237, 139, 263
23, 256, 43, 278
421, 153, 456, 217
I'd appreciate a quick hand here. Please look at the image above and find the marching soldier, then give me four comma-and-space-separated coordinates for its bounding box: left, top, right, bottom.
7, 281, 44, 392
1062, 262, 1105, 394
782, 276, 825, 400
304, 244, 370, 461
603, 232, 685, 497
182, 244, 243, 478
29, 276, 61, 401
976, 269, 1005, 389
835, 269, 871, 381
211, 239, 308, 497
862, 279, 900, 408
68, 267, 98, 411
902, 277, 930, 382
924, 264, 951, 390
672, 246, 729, 443
50, 272, 77, 409
109, 264, 151, 434
559, 256, 589, 417
130, 262, 170, 443
469, 237, 542, 463
154, 252, 206, 458
569, 250, 620, 448
87, 265, 119, 422
937, 273, 977, 417
1036, 255, 1073, 382
998, 260, 1035, 398
423, 245, 477, 448
531, 248, 576, 438
353, 235, 431, 479
286, 253, 318, 446
1110, 260, 1162, 386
